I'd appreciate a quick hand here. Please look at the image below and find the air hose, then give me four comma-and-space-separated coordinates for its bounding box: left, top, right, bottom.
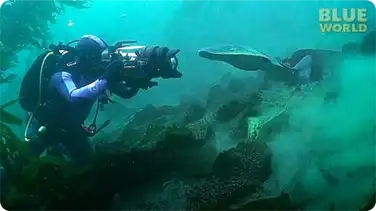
24, 52, 54, 141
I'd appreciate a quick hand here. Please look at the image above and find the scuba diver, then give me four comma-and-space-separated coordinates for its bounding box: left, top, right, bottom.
17, 35, 182, 162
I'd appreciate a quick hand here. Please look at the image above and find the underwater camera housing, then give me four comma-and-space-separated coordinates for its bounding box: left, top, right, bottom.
49, 39, 148, 80
101, 40, 145, 67
49, 39, 162, 84
101, 40, 152, 81
103, 40, 181, 80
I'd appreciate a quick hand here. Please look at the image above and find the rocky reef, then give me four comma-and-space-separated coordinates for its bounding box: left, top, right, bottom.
0, 73, 283, 210
186, 141, 272, 210
1, 67, 375, 210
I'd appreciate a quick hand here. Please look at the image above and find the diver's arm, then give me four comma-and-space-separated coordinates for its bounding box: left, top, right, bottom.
50, 72, 108, 102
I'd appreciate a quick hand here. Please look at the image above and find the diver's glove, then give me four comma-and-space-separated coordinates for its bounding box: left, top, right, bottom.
135, 46, 182, 79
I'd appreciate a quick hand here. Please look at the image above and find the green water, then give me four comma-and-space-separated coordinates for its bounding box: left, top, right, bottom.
1, 0, 375, 210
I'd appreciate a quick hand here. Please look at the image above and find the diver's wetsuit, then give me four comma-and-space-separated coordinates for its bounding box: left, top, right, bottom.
28, 64, 108, 162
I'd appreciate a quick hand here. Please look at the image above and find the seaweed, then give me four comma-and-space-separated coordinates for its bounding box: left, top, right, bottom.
0, 99, 22, 125
1, 111, 214, 210
0, 0, 93, 70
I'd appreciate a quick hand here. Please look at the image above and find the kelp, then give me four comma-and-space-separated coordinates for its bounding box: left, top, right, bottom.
0, 72, 17, 84
0, 110, 22, 126
0, 98, 21, 110
0, 98, 22, 125
1, 112, 213, 210
0, 0, 93, 71
0, 98, 30, 169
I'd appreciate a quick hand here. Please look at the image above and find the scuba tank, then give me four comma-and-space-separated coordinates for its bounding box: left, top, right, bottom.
19, 40, 79, 141
19, 40, 79, 113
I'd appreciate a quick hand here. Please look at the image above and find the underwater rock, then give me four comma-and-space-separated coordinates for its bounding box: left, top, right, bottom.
216, 100, 248, 122
216, 92, 262, 123
144, 124, 213, 152
249, 105, 289, 142
1, 96, 216, 210
126, 104, 185, 128
202, 75, 265, 144
206, 84, 229, 111
109, 103, 216, 181
183, 103, 206, 124
342, 42, 360, 54
205, 75, 262, 112
229, 117, 249, 140
186, 141, 272, 210
117, 101, 213, 150
360, 30, 376, 55
115, 104, 185, 147
207, 80, 294, 142
245, 84, 302, 142
231, 191, 296, 210
2, 121, 214, 210
1, 67, 308, 210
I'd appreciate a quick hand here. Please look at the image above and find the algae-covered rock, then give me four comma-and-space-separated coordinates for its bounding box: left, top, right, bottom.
360, 30, 376, 55
246, 84, 299, 142
232, 191, 296, 210
248, 105, 289, 142
0, 70, 336, 211
117, 101, 214, 150
205, 74, 262, 112
186, 141, 272, 210
127, 104, 183, 127
229, 117, 249, 140
216, 100, 248, 122
1, 97, 216, 210
131, 123, 213, 152
2, 123, 214, 210
183, 103, 206, 124
213, 98, 256, 142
